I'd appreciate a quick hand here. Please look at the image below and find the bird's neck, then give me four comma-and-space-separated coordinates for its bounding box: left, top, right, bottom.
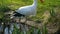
32, 0, 37, 7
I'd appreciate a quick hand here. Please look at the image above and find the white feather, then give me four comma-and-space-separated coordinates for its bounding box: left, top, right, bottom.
16, 0, 37, 16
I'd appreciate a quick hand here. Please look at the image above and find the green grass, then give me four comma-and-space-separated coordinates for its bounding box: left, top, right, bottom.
0, 0, 60, 20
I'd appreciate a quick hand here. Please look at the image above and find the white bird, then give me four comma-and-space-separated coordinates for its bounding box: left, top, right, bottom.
11, 0, 43, 22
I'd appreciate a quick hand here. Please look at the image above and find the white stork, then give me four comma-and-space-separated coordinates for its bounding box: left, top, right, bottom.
11, 0, 44, 22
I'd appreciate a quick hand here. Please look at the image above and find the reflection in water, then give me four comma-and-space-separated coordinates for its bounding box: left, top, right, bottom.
0, 23, 41, 34
9, 24, 14, 34
4, 27, 8, 34
0, 25, 3, 31
34, 28, 38, 34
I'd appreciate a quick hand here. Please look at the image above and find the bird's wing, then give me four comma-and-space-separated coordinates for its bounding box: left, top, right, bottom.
16, 5, 33, 15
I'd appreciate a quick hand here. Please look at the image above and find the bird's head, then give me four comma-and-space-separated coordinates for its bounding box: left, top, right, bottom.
40, 0, 44, 3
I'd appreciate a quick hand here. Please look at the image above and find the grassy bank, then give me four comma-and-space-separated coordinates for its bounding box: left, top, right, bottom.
0, 0, 60, 20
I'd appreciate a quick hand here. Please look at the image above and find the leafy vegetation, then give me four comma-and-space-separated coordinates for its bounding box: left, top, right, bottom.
42, 24, 48, 34
12, 24, 23, 34
12, 24, 48, 34
50, 8, 56, 17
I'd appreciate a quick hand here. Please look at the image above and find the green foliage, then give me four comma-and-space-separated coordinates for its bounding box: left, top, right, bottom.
12, 24, 23, 34
12, 24, 48, 34
0, 0, 11, 12
0, 5, 11, 12
26, 26, 35, 34
37, 28, 41, 34
50, 8, 56, 17
0, 14, 11, 23
0, 12, 4, 19
42, 24, 48, 34
48, 8, 56, 23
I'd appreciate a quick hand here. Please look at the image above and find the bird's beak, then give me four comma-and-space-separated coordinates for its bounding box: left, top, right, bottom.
40, 0, 44, 3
